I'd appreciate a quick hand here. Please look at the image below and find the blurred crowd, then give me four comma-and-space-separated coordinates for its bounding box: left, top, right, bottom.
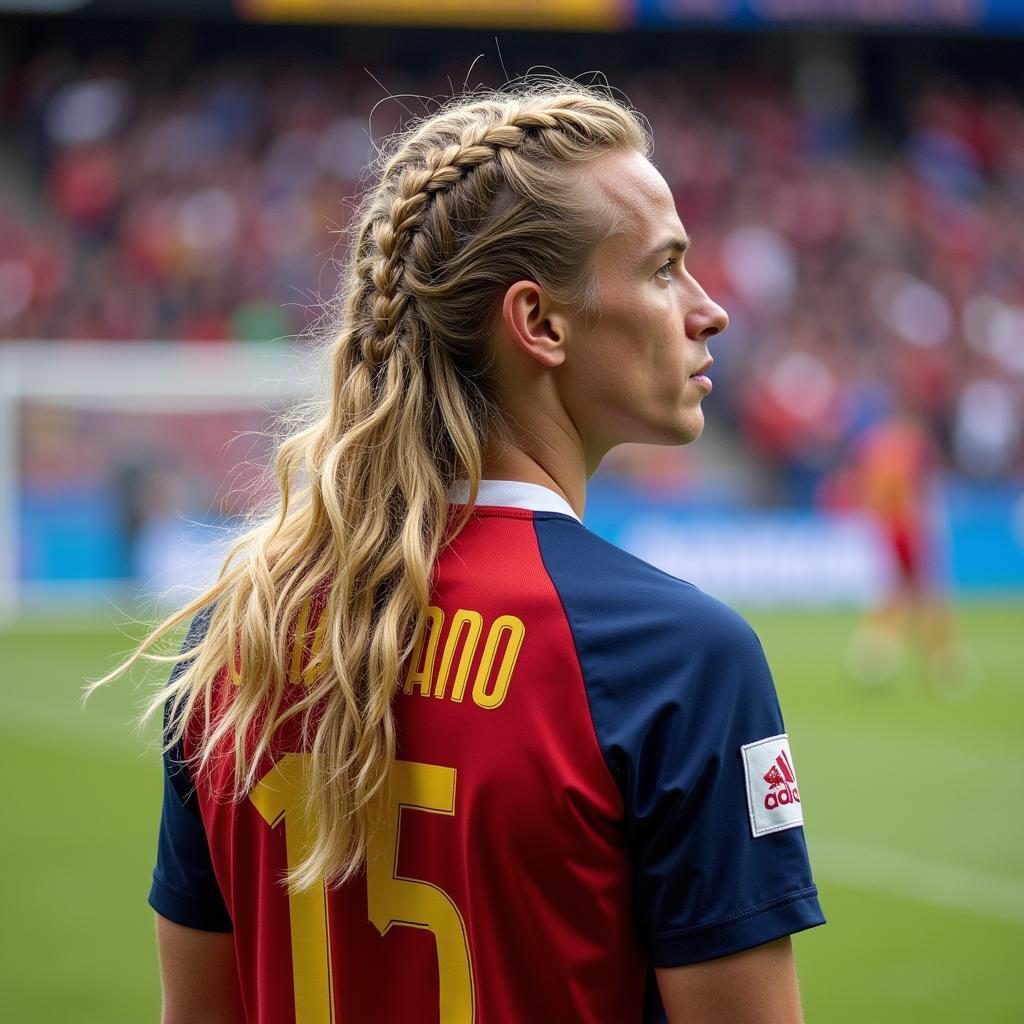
2, 36, 1023, 495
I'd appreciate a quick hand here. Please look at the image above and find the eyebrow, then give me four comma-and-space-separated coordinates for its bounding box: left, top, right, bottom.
641, 235, 691, 264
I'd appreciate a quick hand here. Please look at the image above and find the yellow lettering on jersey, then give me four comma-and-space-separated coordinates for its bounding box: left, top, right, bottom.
250, 754, 336, 1024
402, 608, 525, 710
251, 755, 474, 1024
470, 615, 524, 710
404, 605, 444, 696
366, 760, 475, 1023
303, 603, 330, 686
434, 609, 483, 702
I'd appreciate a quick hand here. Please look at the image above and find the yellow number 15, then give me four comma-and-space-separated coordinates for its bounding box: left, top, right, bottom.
250, 754, 475, 1024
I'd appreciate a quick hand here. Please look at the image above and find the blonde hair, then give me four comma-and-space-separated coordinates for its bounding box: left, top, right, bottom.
96, 79, 650, 890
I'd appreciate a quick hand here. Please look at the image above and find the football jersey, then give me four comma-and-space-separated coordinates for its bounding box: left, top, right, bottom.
150, 479, 825, 1023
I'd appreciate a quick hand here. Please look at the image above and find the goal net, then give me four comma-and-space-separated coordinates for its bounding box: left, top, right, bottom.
0, 341, 318, 622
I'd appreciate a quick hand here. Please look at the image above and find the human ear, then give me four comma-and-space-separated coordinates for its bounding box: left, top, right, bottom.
501, 280, 568, 369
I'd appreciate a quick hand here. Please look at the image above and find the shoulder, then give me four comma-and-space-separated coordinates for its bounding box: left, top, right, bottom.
533, 515, 778, 777
165, 603, 218, 709
164, 602, 221, 764
532, 513, 762, 670
179, 604, 217, 660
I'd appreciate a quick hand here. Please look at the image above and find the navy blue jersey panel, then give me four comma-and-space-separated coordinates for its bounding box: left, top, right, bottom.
148, 607, 233, 932
533, 515, 825, 973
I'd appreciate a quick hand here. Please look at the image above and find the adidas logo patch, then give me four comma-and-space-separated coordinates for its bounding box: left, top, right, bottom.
762, 749, 800, 810
741, 734, 805, 837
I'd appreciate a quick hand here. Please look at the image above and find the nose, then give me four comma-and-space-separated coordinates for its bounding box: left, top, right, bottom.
686, 295, 729, 343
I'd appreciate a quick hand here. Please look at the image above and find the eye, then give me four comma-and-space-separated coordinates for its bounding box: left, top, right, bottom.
655, 257, 679, 280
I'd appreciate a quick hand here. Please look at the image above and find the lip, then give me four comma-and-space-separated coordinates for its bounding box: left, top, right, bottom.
689, 358, 713, 392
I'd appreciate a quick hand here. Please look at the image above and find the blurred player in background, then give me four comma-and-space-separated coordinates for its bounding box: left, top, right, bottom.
99, 79, 824, 1023
835, 406, 961, 692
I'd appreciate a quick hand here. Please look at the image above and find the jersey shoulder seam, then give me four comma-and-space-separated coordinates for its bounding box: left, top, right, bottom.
528, 516, 629, 808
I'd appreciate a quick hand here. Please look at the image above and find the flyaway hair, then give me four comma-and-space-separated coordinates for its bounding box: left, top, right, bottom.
91, 78, 651, 890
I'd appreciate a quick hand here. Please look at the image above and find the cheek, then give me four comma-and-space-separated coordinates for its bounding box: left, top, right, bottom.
568, 342, 623, 408
564, 293, 682, 421
559, 325, 634, 427
629, 296, 680, 363
638, 316, 687, 390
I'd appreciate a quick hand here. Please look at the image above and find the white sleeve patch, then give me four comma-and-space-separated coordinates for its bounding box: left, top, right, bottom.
740, 734, 805, 838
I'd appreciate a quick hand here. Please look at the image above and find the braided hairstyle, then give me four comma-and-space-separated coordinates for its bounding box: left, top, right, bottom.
97, 80, 651, 889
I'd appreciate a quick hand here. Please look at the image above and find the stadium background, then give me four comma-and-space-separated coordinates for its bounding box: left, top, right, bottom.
1, 0, 1022, 1020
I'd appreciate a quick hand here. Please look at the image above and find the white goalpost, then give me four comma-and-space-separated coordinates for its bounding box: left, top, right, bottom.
0, 341, 318, 623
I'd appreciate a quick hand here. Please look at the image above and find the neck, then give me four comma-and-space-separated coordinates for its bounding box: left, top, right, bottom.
481, 440, 588, 520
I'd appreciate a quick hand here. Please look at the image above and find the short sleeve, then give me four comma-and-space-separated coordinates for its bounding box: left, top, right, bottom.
147, 608, 233, 933
614, 607, 825, 965
523, 516, 826, 967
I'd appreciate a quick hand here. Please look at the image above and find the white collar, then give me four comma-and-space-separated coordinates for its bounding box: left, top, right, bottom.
448, 479, 581, 523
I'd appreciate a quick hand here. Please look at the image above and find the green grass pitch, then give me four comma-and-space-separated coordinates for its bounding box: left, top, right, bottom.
1, 602, 1021, 1022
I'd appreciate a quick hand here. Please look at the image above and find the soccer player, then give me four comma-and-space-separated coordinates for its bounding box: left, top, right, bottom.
112, 81, 825, 1022
843, 408, 960, 690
